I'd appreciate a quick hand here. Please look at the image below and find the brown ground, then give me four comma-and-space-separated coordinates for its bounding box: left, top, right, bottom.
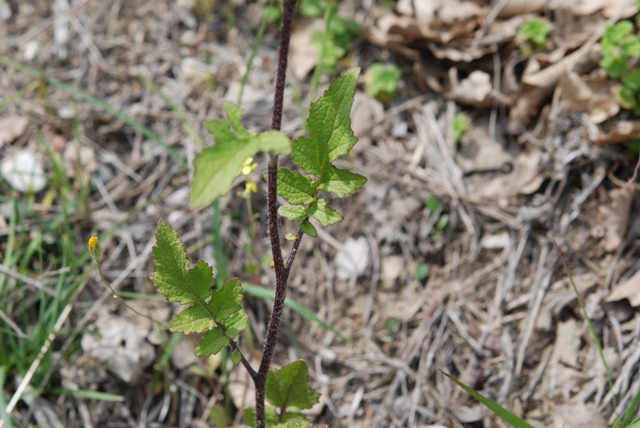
2, 0, 640, 427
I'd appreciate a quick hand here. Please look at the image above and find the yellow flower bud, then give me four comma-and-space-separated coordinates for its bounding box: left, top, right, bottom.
245, 180, 257, 194
88, 236, 100, 261
241, 157, 258, 176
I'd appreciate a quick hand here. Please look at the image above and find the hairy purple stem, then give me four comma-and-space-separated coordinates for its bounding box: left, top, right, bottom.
255, 0, 298, 426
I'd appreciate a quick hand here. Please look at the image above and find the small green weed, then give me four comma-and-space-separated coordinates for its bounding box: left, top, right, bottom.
600, 19, 640, 114
452, 112, 471, 143
517, 18, 551, 54
364, 63, 401, 102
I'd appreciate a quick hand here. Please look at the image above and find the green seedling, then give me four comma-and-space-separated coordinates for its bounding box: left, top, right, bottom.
600, 20, 640, 115
452, 112, 471, 143
364, 63, 401, 102
517, 17, 551, 54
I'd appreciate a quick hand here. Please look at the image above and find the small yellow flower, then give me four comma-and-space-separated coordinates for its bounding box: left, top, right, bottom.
245, 180, 257, 194
88, 236, 100, 261
241, 157, 258, 176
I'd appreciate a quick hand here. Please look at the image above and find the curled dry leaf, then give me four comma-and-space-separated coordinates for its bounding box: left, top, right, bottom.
607, 268, 640, 308
0, 116, 28, 147
594, 120, 640, 145
449, 70, 493, 107
597, 187, 632, 252
289, 18, 323, 80
559, 69, 619, 124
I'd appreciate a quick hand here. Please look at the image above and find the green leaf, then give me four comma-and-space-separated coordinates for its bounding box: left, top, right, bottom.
265, 360, 320, 410
151, 221, 215, 307
168, 279, 243, 333
255, 131, 292, 155
231, 349, 242, 365
364, 63, 402, 99
273, 417, 313, 428
622, 68, 640, 90
190, 106, 291, 208
285, 233, 297, 241
151, 221, 247, 356
244, 407, 301, 428
224, 102, 250, 138
316, 167, 366, 197
442, 371, 536, 428
300, 220, 317, 237
195, 311, 248, 356
278, 205, 307, 222
600, 56, 628, 78
308, 199, 342, 226
605, 21, 633, 44
291, 68, 359, 178
425, 195, 440, 215
278, 169, 317, 204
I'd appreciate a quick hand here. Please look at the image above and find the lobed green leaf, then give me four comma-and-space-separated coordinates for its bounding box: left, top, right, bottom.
308, 199, 342, 226
278, 205, 307, 222
278, 168, 317, 204
190, 105, 291, 208
195, 311, 248, 356
265, 360, 320, 410
151, 222, 214, 306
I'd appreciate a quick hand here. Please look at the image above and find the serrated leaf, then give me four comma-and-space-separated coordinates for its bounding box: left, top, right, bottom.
266, 360, 320, 410
278, 168, 317, 204
278, 205, 307, 222
168, 279, 243, 333
308, 199, 342, 226
151, 221, 215, 306
273, 416, 313, 428
255, 131, 291, 155
190, 138, 260, 208
291, 68, 359, 179
195, 328, 229, 356
317, 167, 366, 197
195, 311, 248, 356
191, 108, 291, 208
300, 220, 317, 237
224, 102, 250, 138
244, 407, 284, 427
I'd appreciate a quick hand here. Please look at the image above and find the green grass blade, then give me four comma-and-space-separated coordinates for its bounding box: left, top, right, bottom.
619, 388, 640, 427
0, 367, 14, 428
241, 283, 353, 345
49, 388, 124, 402
0, 55, 188, 170
555, 241, 618, 419
441, 371, 537, 428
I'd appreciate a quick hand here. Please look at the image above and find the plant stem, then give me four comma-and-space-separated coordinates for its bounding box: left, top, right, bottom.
256, 0, 298, 426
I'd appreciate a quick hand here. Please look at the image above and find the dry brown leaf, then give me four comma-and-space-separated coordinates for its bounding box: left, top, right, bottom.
594, 120, 640, 144
449, 70, 493, 106
598, 187, 632, 252
459, 129, 544, 199
498, 0, 550, 18
289, 18, 323, 80
0, 116, 28, 147
509, 42, 600, 131
553, 401, 608, 428
607, 268, 640, 307
559, 70, 619, 124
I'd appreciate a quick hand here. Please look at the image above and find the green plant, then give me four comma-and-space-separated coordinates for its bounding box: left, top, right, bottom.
306, 0, 362, 102
600, 20, 640, 114
452, 112, 470, 143
147, 2, 363, 427
364, 63, 401, 102
517, 17, 551, 54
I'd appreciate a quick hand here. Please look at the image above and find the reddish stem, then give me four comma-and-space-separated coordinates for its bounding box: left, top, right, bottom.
255, 0, 298, 427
